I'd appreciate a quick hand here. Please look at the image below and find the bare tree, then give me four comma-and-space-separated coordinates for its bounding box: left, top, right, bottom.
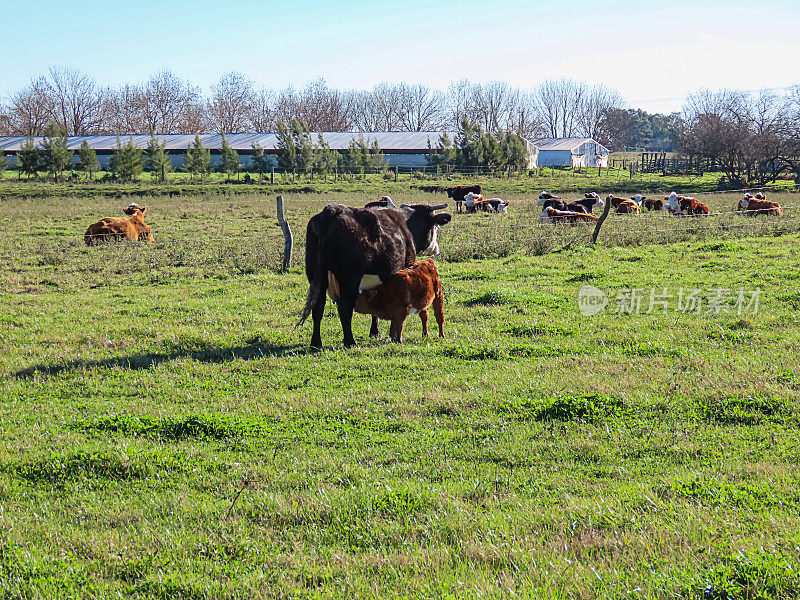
208, 71, 254, 133
445, 79, 476, 131
7, 76, 54, 136
248, 87, 277, 132
398, 83, 444, 131
470, 81, 515, 133
100, 84, 145, 134
46, 66, 104, 135
140, 70, 201, 133
506, 89, 544, 140
534, 78, 586, 138
292, 79, 355, 131
577, 83, 624, 139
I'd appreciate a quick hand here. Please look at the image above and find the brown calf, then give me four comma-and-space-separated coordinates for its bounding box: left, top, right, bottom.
738, 194, 783, 216
353, 258, 444, 343
85, 203, 154, 245
615, 199, 641, 214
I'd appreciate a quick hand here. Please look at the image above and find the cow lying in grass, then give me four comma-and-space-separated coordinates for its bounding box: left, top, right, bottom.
84, 203, 154, 245
464, 192, 508, 214
633, 194, 665, 211
666, 192, 710, 216
539, 206, 600, 223
738, 193, 783, 216
353, 258, 444, 343
615, 199, 641, 214
567, 192, 604, 214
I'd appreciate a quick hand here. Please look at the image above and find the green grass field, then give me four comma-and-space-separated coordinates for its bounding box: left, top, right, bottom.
2, 188, 800, 598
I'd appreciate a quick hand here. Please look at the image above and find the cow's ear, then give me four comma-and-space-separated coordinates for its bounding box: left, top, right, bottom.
141, 206, 148, 214
433, 213, 452, 226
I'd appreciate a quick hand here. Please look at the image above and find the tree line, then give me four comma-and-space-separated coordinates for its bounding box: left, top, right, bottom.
1, 67, 627, 144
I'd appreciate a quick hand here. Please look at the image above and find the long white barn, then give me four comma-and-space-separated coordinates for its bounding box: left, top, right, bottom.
0, 132, 606, 170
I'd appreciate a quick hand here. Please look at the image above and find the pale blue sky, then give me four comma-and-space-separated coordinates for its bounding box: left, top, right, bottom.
4, 0, 799, 113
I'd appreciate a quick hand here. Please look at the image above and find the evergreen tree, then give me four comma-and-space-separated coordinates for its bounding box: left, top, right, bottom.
220, 134, 240, 179
369, 139, 387, 170
144, 134, 172, 182
456, 118, 485, 168
276, 120, 298, 171
109, 136, 143, 182
427, 132, 456, 168
294, 121, 315, 174
184, 134, 211, 180
250, 142, 270, 180
315, 134, 340, 176
346, 135, 370, 173
42, 122, 72, 182
77, 140, 98, 181
18, 139, 41, 180
499, 132, 530, 171
0, 154, 7, 179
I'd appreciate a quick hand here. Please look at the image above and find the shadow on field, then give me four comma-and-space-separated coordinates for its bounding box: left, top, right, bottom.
12, 339, 310, 379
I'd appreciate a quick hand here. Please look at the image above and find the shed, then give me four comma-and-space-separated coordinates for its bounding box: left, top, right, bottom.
533, 137, 610, 168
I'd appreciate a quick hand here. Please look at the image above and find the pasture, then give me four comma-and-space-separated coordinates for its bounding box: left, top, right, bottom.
1, 190, 800, 599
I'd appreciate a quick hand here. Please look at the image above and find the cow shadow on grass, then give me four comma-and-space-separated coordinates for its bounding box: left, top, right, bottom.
12, 337, 312, 379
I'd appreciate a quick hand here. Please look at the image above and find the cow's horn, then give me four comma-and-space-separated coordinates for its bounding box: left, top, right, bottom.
386, 197, 396, 207
400, 203, 411, 209
430, 203, 447, 210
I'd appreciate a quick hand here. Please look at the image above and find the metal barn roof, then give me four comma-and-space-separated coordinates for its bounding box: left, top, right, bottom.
0, 131, 458, 153
533, 137, 610, 154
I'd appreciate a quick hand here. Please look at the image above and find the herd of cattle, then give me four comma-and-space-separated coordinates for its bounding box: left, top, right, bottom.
81, 187, 786, 348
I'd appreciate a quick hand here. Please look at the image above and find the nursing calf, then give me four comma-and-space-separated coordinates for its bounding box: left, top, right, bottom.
354, 258, 444, 342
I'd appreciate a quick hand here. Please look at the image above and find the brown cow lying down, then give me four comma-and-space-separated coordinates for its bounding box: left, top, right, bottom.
353, 258, 444, 343
666, 192, 710, 216
633, 194, 665, 211
85, 203, 154, 245
615, 199, 641, 214
539, 206, 600, 223
738, 193, 782, 216
605, 195, 630, 209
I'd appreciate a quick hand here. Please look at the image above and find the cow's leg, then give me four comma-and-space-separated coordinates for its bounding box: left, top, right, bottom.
419, 308, 429, 337
369, 316, 380, 338
310, 293, 326, 349
389, 317, 406, 343
337, 289, 358, 348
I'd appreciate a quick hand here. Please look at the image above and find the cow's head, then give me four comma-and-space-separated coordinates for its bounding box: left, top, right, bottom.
401, 203, 452, 256
740, 194, 751, 209
633, 194, 643, 205
124, 203, 146, 216
667, 192, 680, 212
537, 191, 559, 205
140, 224, 155, 242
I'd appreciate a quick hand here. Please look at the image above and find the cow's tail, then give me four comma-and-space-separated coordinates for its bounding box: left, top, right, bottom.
296, 213, 329, 328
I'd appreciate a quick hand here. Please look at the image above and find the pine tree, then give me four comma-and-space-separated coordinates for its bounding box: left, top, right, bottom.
42, 122, 72, 182
144, 134, 171, 182
346, 135, 370, 174
427, 132, 456, 168
220, 134, 240, 180
250, 142, 270, 180
276, 120, 298, 171
78, 140, 98, 181
184, 134, 211, 180
369, 139, 387, 170
109, 136, 143, 182
315, 134, 340, 177
18, 139, 41, 180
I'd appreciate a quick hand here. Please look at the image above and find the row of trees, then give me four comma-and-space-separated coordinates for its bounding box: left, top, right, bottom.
1, 67, 626, 143
678, 87, 800, 186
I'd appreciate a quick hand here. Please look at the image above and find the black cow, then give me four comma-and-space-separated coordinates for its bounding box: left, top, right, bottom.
537, 191, 568, 211
298, 203, 452, 348
565, 193, 604, 214
446, 185, 482, 213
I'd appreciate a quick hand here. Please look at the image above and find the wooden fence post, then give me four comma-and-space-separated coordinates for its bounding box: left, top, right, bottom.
276, 195, 293, 272
591, 196, 612, 244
